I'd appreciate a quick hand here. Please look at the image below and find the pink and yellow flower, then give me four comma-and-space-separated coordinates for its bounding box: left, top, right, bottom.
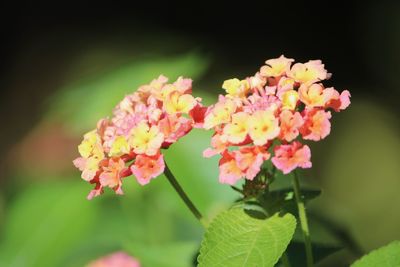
203, 96, 237, 129
279, 110, 304, 142
99, 158, 128, 194
288, 60, 330, 84
280, 90, 299, 110
164, 90, 197, 114
248, 110, 280, 146
222, 78, 250, 98
74, 57, 351, 193
234, 146, 270, 180
73, 76, 203, 199
221, 112, 250, 144
73, 130, 105, 181
203, 56, 350, 184
158, 115, 192, 146
203, 133, 230, 158
300, 109, 332, 141
272, 142, 312, 174
131, 154, 164, 185
299, 83, 331, 108
218, 146, 271, 185
129, 122, 164, 156
218, 151, 244, 185
260, 55, 294, 77
325, 89, 351, 111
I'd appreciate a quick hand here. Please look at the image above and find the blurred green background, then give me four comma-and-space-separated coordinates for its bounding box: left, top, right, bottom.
0, 2, 399, 266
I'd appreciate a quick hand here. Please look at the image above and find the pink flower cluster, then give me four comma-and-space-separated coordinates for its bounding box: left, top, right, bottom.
203, 55, 350, 184
73, 76, 205, 199
87, 251, 140, 267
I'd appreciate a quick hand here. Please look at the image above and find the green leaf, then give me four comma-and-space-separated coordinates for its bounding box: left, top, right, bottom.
197, 208, 296, 267
350, 241, 400, 267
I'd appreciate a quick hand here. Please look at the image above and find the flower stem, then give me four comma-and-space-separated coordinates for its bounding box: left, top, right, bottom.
292, 171, 313, 267
164, 161, 207, 228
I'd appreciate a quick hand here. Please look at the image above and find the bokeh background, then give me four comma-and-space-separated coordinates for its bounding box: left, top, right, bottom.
0, 1, 399, 266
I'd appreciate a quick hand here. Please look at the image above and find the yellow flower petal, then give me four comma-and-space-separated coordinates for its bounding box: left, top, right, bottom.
222, 78, 250, 98
164, 91, 196, 114
78, 130, 102, 158
248, 110, 280, 145
203, 99, 236, 129
109, 136, 130, 157
221, 112, 249, 144
281, 90, 299, 110
260, 55, 294, 77
129, 122, 164, 156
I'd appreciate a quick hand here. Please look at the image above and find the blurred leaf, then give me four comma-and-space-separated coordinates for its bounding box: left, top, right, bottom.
47, 52, 209, 134
198, 209, 296, 267
350, 241, 400, 267
313, 101, 400, 250
0, 182, 98, 267
0, 179, 204, 267
124, 241, 198, 267
290, 214, 342, 249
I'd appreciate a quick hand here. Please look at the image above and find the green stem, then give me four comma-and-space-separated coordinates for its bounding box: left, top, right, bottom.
280, 251, 292, 267
292, 171, 313, 267
164, 161, 207, 228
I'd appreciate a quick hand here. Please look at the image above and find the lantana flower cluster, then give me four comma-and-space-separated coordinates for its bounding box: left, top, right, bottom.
73, 75, 204, 199
203, 55, 350, 185
87, 252, 140, 267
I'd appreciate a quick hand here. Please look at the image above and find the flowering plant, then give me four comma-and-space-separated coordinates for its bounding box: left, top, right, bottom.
73, 56, 395, 267
73, 75, 205, 199
203, 55, 350, 185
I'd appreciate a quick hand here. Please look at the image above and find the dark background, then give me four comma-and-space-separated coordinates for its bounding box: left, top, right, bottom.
1, 1, 399, 154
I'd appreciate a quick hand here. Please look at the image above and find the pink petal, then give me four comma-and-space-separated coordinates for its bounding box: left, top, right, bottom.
272, 142, 312, 174
131, 154, 165, 185
87, 251, 141, 267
